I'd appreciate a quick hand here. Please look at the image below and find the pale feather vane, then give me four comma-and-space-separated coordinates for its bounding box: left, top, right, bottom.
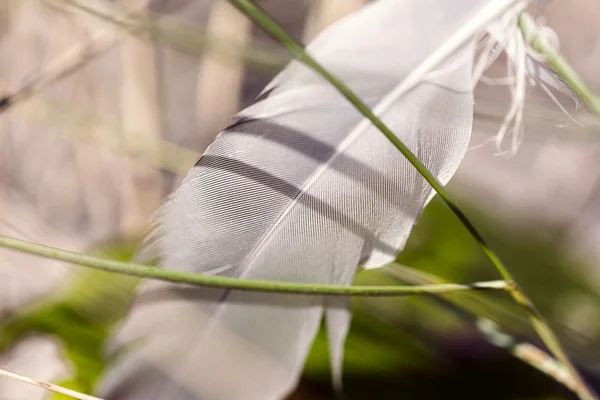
98, 1, 536, 399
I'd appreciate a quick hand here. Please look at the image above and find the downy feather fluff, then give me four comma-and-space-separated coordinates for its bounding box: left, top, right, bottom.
98, 0, 536, 399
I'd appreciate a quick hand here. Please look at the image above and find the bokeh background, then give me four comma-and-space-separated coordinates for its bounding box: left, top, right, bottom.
1, 0, 600, 398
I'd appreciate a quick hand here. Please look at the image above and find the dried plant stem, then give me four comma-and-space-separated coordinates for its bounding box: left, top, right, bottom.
0, 0, 286, 116
57, 0, 287, 70
118, 0, 165, 238
477, 319, 578, 393
195, 0, 253, 150
386, 263, 579, 392
0, 0, 140, 113
226, 1, 597, 399
0, 368, 104, 400
0, 28, 118, 113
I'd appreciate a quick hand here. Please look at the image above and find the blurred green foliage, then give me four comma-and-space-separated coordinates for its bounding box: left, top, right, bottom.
300, 196, 600, 399
0, 242, 139, 398
1, 198, 599, 399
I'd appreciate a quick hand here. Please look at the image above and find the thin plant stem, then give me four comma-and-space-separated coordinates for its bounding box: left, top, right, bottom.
0, 0, 288, 115
477, 319, 578, 393
385, 263, 578, 391
0, 234, 507, 297
58, 0, 287, 71
0, 29, 118, 114
0, 368, 104, 400
225, 1, 597, 399
519, 12, 600, 118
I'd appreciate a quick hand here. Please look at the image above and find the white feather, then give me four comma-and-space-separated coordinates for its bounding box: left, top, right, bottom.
476, 6, 578, 155
98, 1, 533, 399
